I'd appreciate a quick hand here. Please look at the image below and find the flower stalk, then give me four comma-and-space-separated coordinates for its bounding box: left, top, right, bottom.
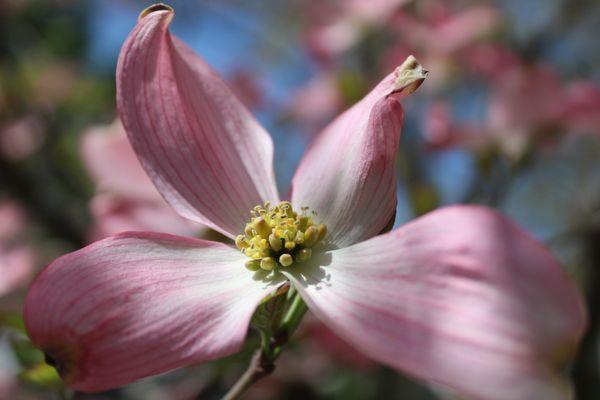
221, 349, 275, 400
224, 288, 309, 399
279, 289, 309, 340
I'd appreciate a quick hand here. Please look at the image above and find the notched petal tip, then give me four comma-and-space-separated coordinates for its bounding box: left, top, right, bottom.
118, 2, 280, 237
42, 344, 81, 385
139, 3, 174, 20
390, 55, 428, 97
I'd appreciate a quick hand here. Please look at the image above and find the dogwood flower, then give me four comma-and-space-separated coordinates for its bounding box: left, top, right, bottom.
25, 4, 585, 399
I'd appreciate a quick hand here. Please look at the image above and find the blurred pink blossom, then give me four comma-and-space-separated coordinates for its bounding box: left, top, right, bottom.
423, 101, 460, 150
423, 101, 485, 150
424, 43, 600, 153
463, 43, 521, 81
487, 64, 564, 136
0, 246, 35, 297
385, 3, 500, 89
0, 200, 27, 241
562, 81, 600, 134
476, 55, 600, 155
391, 4, 499, 57
0, 200, 35, 296
289, 73, 342, 137
0, 116, 45, 161
227, 69, 265, 110
81, 120, 197, 240
304, 0, 409, 62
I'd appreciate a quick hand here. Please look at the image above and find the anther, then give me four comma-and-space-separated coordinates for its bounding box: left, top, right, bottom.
268, 233, 282, 251
235, 235, 249, 249
303, 226, 318, 248
297, 215, 309, 231
317, 224, 327, 242
252, 217, 271, 238
260, 257, 277, 271
296, 248, 312, 263
245, 259, 261, 271
279, 254, 293, 267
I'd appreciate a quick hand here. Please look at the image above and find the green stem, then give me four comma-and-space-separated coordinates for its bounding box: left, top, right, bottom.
279, 291, 308, 337
221, 291, 309, 399
259, 329, 273, 360
221, 349, 275, 400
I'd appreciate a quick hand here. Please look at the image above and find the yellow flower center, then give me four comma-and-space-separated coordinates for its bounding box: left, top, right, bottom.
236, 201, 327, 271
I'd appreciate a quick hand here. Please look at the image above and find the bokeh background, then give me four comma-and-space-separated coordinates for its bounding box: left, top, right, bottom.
1, 0, 600, 399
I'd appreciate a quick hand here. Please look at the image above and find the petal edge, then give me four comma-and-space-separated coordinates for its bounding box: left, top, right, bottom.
116, 8, 279, 238
291, 57, 425, 247
25, 232, 278, 392
283, 206, 585, 400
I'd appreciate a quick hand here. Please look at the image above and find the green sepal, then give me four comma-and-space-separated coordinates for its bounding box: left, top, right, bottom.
20, 363, 63, 390
250, 288, 287, 336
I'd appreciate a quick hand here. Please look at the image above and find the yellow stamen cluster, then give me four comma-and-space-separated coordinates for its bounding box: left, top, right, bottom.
236, 201, 327, 271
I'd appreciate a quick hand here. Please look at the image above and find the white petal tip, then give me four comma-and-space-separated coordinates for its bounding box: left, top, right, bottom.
390, 55, 428, 96
139, 3, 174, 21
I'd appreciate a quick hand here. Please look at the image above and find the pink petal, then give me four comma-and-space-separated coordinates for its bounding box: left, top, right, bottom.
282, 206, 585, 400
291, 56, 426, 247
24, 232, 280, 392
116, 6, 279, 238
